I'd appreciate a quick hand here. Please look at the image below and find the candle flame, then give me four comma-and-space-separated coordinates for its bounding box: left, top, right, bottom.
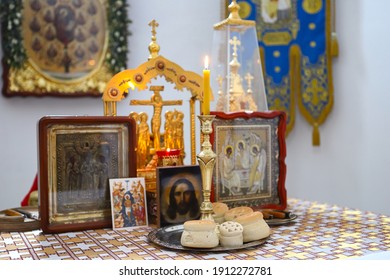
204, 56, 209, 69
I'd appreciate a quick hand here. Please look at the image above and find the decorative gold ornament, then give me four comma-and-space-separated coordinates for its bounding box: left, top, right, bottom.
3, 0, 130, 97
214, 0, 255, 30
102, 20, 206, 166
9, 61, 112, 95
102, 21, 208, 219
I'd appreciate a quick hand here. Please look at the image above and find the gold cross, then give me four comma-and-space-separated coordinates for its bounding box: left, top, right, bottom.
149, 20, 159, 37
305, 79, 323, 106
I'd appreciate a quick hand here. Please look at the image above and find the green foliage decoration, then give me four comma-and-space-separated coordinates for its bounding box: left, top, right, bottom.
106, 0, 132, 74
0, 0, 27, 69
0, 0, 131, 73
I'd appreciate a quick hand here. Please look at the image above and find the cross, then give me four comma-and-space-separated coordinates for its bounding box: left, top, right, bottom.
229, 36, 241, 56
245, 72, 254, 90
130, 86, 182, 150
148, 20, 160, 59
305, 78, 322, 106
149, 20, 159, 38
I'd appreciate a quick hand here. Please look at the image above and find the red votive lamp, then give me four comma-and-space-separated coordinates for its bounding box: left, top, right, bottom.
156, 148, 182, 166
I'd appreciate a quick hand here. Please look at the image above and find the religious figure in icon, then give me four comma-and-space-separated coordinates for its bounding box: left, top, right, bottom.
130, 85, 182, 152
109, 178, 148, 229
217, 129, 269, 197
137, 112, 151, 169
221, 145, 241, 195
248, 144, 267, 193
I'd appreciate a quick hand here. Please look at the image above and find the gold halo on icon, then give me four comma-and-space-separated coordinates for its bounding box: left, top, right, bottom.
225, 145, 234, 155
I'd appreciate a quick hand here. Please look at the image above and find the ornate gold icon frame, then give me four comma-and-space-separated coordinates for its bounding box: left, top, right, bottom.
1, 0, 130, 97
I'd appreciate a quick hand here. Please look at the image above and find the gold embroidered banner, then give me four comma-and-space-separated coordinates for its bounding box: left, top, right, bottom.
236, 0, 338, 145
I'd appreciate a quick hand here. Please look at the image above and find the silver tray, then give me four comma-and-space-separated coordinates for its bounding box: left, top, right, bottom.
148, 224, 269, 252
265, 213, 298, 226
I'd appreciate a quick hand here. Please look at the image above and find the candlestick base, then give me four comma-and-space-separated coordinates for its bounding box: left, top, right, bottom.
196, 115, 217, 221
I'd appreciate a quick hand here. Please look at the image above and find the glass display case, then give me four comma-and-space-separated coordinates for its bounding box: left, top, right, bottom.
211, 0, 268, 113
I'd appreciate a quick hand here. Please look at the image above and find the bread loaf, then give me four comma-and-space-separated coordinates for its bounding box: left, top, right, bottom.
212, 202, 229, 224
224, 206, 253, 221
180, 220, 219, 248
233, 211, 271, 242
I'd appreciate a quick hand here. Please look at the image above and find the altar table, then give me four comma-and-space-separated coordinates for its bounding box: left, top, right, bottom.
1, 198, 389, 260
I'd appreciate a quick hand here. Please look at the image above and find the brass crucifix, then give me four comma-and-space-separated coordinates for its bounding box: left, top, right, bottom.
130, 85, 182, 150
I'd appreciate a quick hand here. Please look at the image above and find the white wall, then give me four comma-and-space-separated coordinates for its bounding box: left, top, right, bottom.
0, 0, 389, 215
287, 0, 390, 215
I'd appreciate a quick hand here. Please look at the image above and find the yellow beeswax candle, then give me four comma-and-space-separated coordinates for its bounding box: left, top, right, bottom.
202, 56, 211, 115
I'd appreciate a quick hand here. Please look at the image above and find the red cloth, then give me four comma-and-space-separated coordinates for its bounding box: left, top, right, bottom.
21, 174, 38, 206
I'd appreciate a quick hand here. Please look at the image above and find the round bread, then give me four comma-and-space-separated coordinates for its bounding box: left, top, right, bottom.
242, 219, 270, 242
233, 211, 264, 226
183, 220, 216, 231
212, 202, 229, 224
219, 221, 244, 247
212, 202, 229, 216
224, 206, 253, 221
233, 212, 270, 242
181, 220, 219, 248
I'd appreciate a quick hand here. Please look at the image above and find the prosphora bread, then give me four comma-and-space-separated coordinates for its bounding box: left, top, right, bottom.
233, 211, 271, 242
212, 202, 229, 224
180, 220, 219, 248
218, 221, 244, 247
224, 206, 253, 221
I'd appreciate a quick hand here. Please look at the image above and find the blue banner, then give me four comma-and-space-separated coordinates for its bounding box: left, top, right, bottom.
236, 0, 337, 145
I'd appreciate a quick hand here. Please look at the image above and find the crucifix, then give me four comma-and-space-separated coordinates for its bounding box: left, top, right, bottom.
130, 85, 182, 150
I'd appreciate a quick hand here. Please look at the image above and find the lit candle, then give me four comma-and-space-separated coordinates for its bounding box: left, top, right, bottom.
202, 56, 211, 115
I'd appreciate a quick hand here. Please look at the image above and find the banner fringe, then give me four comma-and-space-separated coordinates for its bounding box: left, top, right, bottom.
312, 124, 320, 146
331, 32, 339, 57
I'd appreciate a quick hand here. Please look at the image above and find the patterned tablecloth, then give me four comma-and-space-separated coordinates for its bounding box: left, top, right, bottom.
1, 198, 389, 260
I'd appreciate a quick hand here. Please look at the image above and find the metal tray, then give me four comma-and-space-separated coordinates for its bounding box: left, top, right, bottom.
147, 224, 269, 252
265, 213, 298, 226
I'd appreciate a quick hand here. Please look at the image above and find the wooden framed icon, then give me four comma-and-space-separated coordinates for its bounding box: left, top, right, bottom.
210, 110, 287, 210
156, 165, 203, 227
38, 115, 136, 233
1, 0, 130, 97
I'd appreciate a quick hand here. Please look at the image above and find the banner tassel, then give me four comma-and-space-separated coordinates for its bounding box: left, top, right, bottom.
312, 123, 320, 146
331, 32, 339, 57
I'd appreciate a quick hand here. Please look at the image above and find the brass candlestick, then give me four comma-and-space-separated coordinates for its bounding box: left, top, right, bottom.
196, 115, 217, 221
